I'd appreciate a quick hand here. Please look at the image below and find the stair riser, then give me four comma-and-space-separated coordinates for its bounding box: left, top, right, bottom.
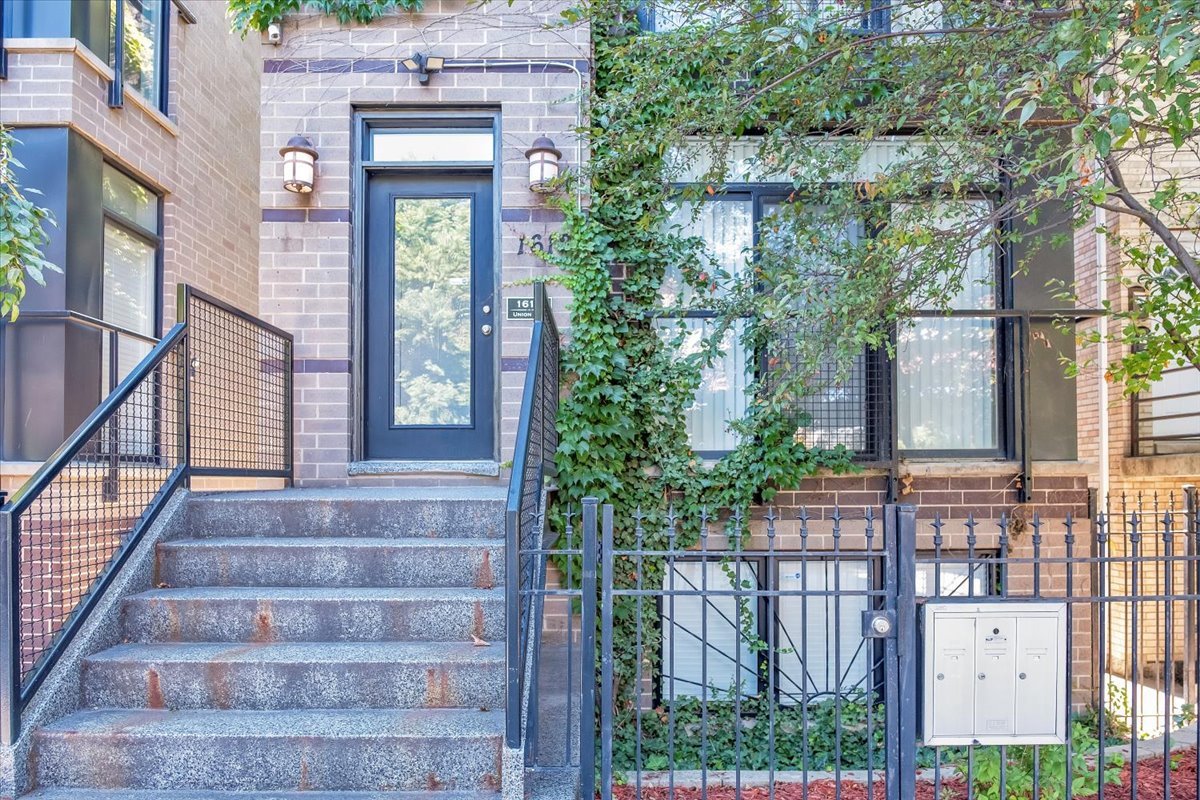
156, 543, 504, 589
184, 498, 505, 540
82, 659, 505, 711
33, 734, 503, 791
124, 597, 504, 643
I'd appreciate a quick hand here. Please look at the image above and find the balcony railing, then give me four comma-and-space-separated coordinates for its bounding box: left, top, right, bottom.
1133, 364, 1200, 456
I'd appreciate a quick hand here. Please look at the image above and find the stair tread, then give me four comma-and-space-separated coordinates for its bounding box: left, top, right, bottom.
24, 791, 499, 799
88, 641, 505, 664
161, 536, 503, 548
130, 586, 504, 601
38, 707, 505, 739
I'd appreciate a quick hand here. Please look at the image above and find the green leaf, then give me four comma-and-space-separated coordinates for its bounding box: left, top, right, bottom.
1019, 99, 1038, 127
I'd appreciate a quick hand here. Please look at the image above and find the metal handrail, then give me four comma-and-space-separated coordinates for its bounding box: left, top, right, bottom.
0, 284, 294, 744
504, 282, 564, 770
4, 310, 159, 345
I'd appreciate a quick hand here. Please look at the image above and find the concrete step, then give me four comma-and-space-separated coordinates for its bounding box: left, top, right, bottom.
82, 642, 506, 711
156, 538, 503, 589
23, 792, 500, 800
124, 587, 504, 643
183, 488, 506, 540
33, 708, 504, 791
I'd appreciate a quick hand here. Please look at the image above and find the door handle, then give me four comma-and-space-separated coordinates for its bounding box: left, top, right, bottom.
481, 324, 493, 336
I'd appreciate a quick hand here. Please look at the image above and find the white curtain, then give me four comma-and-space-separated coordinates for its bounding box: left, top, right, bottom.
661, 200, 753, 453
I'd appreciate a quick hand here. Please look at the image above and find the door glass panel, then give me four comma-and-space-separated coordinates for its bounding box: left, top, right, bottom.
392, 197, 473, 426
373, 132, 493, 163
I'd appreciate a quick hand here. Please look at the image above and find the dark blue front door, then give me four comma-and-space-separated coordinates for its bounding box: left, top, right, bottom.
364, 172, 495, 460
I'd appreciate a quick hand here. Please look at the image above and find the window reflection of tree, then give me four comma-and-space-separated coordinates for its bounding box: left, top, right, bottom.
392, 198, 473, 426
109, 0, 160, 105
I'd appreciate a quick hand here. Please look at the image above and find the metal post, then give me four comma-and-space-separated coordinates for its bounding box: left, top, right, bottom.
595, 499, 612, 800
580, 498, 600, 800
1186, 485, 1198, 706
178, 286, 192, 486
1017, 315, 1033, 503
896, 504, 918, 800
0, 508, 17, 746
103, 329, 120, 501
108, 0, 125, 108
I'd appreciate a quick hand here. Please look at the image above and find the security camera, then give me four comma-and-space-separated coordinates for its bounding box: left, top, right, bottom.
267, 22, 282, 45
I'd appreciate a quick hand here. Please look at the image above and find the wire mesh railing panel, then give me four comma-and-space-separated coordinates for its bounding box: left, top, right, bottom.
8, 336, 186, 691
186, 289, 292, 477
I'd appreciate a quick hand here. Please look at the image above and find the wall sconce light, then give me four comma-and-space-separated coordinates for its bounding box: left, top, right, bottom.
525, 136, 562, 194
280, 135, 318, 194
401, 53, 444, 84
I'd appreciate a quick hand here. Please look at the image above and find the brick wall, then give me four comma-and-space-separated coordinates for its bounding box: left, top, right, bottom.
256, 1, 587, 485
0, 4, 262, 320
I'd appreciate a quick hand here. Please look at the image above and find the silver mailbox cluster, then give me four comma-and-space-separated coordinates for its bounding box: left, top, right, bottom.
922, 601, 1068, 746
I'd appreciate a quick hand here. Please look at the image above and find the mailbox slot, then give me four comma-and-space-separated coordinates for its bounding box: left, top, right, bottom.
922, 601, 1067, 746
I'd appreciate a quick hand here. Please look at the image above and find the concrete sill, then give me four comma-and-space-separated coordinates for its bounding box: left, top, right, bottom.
347, 460, 501, 477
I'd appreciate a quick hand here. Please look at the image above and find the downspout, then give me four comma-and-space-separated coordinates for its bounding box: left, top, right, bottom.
1095, 205, 1110, 505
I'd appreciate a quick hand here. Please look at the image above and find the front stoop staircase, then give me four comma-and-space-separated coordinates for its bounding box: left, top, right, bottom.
23, 488, 509, 799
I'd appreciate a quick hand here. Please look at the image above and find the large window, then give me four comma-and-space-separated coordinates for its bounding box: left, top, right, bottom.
111, 0, 169, 111
664, 186, 1003, 459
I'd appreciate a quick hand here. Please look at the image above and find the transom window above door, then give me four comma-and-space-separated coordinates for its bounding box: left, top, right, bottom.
367, 128, 495, 165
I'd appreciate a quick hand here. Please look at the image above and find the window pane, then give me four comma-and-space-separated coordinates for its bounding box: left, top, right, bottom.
661, 561, 759, 701
657, 318, 750, 453
916, 561, 991, 598
114, 0, 163, 107
392, 197, 473, 426
898, 200, 997, 451
897, 317, 998, 450
661, 200, 753, 306
103, 164, 158, 233
104, 221, 156, 340
372, 132, 494, 163
761, 202, 874, 453
777, 559, 873, 701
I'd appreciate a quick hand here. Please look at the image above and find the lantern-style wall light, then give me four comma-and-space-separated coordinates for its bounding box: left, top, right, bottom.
280, 135, 318, 194
525, 136, 562, 194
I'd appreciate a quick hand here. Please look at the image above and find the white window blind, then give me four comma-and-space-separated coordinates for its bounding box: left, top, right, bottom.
661, 560, 759, 700
896, 200, 998, 451
776, 559, 873, 701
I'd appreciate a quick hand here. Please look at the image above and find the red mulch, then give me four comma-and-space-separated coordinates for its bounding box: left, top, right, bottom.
608, 747, 1197, 800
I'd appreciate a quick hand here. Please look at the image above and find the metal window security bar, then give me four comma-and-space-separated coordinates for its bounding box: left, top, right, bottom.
577, 487, 1200, 800
1132, 363, 1200, 456
0, 284, 293, 744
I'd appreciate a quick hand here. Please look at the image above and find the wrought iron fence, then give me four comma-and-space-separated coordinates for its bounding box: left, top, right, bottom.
0, 285, 292, 744
576, 489, 1200, 800
506, 282, 582, 788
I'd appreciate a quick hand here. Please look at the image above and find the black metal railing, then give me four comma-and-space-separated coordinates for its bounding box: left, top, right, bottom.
0, 284, 292, 744
769, 308, 1101, 501
569, 487, 1199, 800
1132, 364, 1200, 456
505, 283, 590, 787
